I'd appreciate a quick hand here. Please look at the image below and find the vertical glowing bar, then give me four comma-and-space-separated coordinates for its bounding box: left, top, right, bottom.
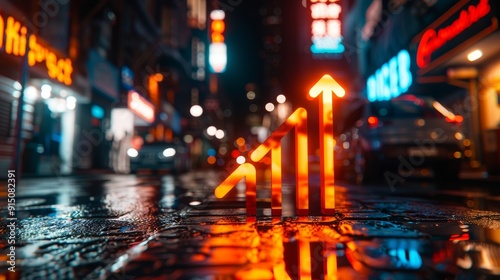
273, 262, 291, 280
299, 240, 312, 280
214, 163, 257, 215
295, 108, 309, 215
251, 108, 309, 216
325, 253, 337, 280
271, 145, 282, 216
321, 90, 335, 214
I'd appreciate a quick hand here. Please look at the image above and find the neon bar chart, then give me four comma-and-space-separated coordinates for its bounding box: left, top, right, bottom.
214, 74, 345, 216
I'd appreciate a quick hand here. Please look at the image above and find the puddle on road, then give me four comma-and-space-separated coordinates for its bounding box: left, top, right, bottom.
5, 174, 500, 279
106, 217, 500, 280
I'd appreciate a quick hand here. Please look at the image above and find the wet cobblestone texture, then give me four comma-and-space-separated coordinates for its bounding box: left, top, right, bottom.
1, 171, 500, 279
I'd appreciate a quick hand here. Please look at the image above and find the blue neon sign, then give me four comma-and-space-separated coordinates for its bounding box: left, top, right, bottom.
367, 50, 412, 102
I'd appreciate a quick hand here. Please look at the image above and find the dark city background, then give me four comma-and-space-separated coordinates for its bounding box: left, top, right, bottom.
2, 0, 500, 279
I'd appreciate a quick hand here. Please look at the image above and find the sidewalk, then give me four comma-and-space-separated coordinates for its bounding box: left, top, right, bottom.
3, 170, 500, 279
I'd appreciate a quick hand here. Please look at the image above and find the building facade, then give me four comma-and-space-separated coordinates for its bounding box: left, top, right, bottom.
0, 0, 207, 176
343, 0, 500, 171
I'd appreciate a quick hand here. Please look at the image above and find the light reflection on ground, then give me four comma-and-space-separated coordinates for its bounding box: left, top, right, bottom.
2, 172, 500, 279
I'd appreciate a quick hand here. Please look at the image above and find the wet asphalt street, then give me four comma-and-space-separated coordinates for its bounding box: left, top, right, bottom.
2, 170, 500, 280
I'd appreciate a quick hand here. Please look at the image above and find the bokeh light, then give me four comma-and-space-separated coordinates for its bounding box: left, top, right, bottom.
236, 156, 246, 164
184, 135, 193, 143
215, 129, 225, 139
246, 91, 256, 100
235, 137, 246, 147
207, 156, 216, 164
276, 94, 286, 104
265, 103, 275, 112
190, 105, 203, 117
207, 126, 217, 136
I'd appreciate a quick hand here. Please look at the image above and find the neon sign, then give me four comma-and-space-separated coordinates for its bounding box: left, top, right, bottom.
0, 13, 73, 85
367, 50, 412, 102
127, 91, 155, 123
209, 10, 227, 73
417, 0, 491, 68
310, 0, 344, 54
215, 74, 345, 216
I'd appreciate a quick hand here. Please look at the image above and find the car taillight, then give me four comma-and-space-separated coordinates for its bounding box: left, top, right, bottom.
446, 115, 463, 124
367, 116, 379, 128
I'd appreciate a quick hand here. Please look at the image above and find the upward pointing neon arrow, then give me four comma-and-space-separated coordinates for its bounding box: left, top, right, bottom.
308, 74, 345, 214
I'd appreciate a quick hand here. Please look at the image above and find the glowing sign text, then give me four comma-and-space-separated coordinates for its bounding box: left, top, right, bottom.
417, 0, 491, 68
367, 50, 412, 102
310, 0, 344, 54
127, 91, 155, 123
214, 74, 344, 216
0, 14, 73, 85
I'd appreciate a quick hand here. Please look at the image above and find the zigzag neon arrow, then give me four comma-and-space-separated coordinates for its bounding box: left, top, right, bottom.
214, 74, 345, 216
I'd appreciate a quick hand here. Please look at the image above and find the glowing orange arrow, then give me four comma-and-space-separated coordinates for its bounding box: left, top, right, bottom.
214, 163, 257, 215
308, 74, 345, 215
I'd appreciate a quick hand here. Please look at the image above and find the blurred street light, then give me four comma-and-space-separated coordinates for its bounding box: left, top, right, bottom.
265, 102, 275, 112
215, 129, 225, 139
276, 94, 286, 104
467, 50, 482, 62
66, 96, 77, 110
207, 126, 217, 136
190, 105, 203, 117
246, 91, 256, 100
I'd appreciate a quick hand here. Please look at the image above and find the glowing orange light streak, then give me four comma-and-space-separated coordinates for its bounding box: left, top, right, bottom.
299, 240, 312, 280
214, 163, 257, 215
250, 108, 309, 215
271, 145, 282, 216
273, 262, 291, 280
325, 253, 337, 280
309, 74, 345, 214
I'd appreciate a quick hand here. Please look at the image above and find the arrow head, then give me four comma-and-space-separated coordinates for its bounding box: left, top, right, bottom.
308, 74, 346, 99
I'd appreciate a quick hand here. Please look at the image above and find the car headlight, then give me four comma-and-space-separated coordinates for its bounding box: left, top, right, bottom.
163, 148, 176, 157
127, 148, 138, 157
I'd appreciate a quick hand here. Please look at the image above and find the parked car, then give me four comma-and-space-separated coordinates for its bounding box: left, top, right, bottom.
334, 94, 466, 183
128, 141, 191, 173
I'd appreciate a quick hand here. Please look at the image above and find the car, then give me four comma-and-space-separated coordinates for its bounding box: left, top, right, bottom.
128, 141, 191, 174
334, 94, 466, 183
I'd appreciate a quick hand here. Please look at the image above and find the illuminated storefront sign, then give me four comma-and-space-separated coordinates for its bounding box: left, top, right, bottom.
310, 0, 344, 54
416, 0, 492, 69
209, 10, 227, 73
127, 91, 155, 124
0, 13, 73, 85
215, 74, 344, 216
367, 50, 412, 102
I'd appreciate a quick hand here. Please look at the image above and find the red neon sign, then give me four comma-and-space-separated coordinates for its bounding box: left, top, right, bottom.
417, 0, 491, 68
127, 91, 155, 123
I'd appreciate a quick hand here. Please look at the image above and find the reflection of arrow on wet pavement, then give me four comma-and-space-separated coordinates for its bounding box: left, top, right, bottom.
308, 74, 345, 214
